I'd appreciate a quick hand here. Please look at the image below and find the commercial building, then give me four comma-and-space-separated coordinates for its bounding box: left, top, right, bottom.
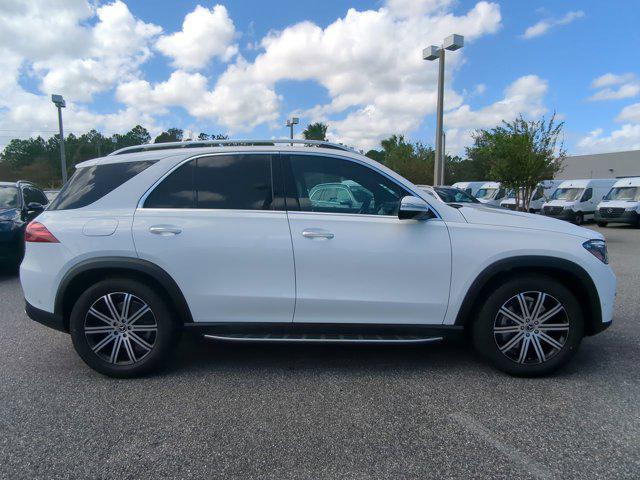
557, 149, 640, 180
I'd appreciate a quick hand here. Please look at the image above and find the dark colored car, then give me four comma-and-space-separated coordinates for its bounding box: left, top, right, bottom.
0, 181, 49, 269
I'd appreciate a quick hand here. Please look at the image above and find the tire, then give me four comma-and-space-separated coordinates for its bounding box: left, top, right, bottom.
597, 221, 608, 227
472, 275, 584, 377
69, 278, 181, 378
574, 213, 584, 225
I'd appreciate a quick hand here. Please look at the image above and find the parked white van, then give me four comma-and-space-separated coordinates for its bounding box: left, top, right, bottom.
595, 177, 640, 227
500, 180, 562, 213
542, 179, 617, 225
475, 181, 506, 207
451, 181, 485, 196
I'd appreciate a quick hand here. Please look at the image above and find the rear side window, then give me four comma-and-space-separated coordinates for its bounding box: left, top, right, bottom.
49, 161, 156, 210
144, 154, 274, 210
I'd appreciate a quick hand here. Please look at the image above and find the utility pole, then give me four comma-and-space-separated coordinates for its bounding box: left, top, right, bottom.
51, 94, 68, 184
286, 117, 299, 145
423, 34, 464, 186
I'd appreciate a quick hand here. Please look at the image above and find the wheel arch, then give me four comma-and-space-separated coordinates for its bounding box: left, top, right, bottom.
454, 256, 602, 336
55, 257, 193, 331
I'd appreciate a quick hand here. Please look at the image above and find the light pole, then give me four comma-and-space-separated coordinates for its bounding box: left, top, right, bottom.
423, 34, 463, 186
286, 117, 299, 144
51, 94, 68, 184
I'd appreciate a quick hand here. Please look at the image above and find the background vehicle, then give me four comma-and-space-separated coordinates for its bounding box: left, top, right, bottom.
308, 180, 372, 212
500, 180, 562, 212
20, 140, 615, 379
451, 181, 486, 196
0, 181, 48, 269
595, 177, 640, 227
44, 190, 60, 202
542, 179, 616, 225
418, 185, 481, 206
474, 181, 506, 207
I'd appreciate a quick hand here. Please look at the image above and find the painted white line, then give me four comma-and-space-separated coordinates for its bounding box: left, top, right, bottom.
449, 412, 557, 480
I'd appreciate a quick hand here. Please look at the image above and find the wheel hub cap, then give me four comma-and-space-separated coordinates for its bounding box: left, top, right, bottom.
83, 292, 157, 365
493, 291, 570, 365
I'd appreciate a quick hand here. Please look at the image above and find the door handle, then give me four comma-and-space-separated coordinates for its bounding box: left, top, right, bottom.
302, 228, 334, 239
149, 225, 182, 236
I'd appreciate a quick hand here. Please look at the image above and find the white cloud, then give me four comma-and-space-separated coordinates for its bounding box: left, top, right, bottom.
443, 75, 549, 153
385, 0, 454, 17
588, 73, 640, 101
617, 103, 640, 123
35, 1, 162, 102
576, 125, 640, 153
522, 10, 584, 39
156, 5, 238, 70
114, 1, 502, 149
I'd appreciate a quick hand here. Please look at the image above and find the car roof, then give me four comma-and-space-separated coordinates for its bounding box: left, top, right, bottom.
612, 177, 640, 187
558, 179, 616, 188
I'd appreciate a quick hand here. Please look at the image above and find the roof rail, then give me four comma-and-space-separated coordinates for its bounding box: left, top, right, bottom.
108, 139, 357, 156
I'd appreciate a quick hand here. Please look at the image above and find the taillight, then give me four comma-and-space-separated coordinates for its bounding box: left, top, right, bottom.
25, 222, 59, 243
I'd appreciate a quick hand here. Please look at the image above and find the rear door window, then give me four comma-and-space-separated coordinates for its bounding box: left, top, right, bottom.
144, 154, 276, 211
49, 161, 156, 210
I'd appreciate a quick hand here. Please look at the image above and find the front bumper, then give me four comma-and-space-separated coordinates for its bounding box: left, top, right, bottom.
542, 207, 578, 221
595, 209, 638, 225
25, 300, 67, 333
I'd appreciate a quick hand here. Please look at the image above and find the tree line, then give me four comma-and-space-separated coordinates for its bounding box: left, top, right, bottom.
1, 116, 564, 211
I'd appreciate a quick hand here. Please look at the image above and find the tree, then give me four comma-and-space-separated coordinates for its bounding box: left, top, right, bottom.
373, 135, 435, 185
126, 125, 151, 145
303, 122, 328, 141
467, 114, 565, 211
154, 128, 183, 143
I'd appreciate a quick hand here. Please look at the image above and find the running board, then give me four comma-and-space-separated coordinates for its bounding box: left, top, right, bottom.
204, 333, 444, 345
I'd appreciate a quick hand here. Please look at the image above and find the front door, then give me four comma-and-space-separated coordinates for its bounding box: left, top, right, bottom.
282, 153, 451, 325
132, 153, 295, 324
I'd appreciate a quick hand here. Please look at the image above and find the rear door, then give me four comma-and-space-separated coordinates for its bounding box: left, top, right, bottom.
132, 153, 295, 324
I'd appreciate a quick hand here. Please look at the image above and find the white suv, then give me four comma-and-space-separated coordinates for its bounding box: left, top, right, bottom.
20, 140, 616, 378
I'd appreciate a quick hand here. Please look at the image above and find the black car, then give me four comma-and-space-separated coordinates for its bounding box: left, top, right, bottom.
0, 181, 49, 269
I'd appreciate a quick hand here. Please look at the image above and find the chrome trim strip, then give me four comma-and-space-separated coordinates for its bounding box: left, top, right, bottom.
204, 334, 444, 345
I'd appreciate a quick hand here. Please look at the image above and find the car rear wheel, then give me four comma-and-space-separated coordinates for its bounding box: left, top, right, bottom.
69, 278, 180, 378
574, 213, 584, 225
597, 221, 608, 227
472, 275, 583, 377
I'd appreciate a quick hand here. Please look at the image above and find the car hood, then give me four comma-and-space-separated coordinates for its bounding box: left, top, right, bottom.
457, 205, 600, 239
598, 200, 638, 209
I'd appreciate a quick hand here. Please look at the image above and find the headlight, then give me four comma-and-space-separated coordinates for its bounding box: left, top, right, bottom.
625, 206, 637, 212
583, 239, 608, 264
563, 206, 573, 210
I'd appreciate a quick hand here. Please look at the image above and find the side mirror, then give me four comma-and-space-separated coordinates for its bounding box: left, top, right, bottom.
399, 196, 432, 220
27, 202, 45, 212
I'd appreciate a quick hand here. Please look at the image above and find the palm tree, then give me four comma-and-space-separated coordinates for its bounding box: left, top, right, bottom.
302, 122, 328, 141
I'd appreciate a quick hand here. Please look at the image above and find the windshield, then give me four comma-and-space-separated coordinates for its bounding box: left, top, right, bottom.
504, 189, 516, 199
476, 187, 498, 200
434, 187, 479, 203
551, 188, 583, 201
604, 186, 640, 201
0, 186, 19, 209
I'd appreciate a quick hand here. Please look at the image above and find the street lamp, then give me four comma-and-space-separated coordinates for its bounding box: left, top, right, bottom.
286, 117, 299, 143
51, 94, 68, 184
423, 34, 463, 186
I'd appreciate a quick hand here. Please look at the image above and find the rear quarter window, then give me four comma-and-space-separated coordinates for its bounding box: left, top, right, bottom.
49, 160, 156, 210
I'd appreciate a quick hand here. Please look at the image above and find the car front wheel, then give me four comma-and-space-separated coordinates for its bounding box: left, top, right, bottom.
472, 275, 583, 377
69, 278, 180, 378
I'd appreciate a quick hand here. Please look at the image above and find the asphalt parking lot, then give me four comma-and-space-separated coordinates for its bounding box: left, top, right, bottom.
0, 225, 638, 479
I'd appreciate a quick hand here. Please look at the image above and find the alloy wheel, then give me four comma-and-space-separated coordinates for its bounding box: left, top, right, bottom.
84, 292, 157, 365
493, 291, 569, 365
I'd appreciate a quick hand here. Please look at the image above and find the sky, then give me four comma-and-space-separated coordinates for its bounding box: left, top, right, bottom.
0, 0, 639, 155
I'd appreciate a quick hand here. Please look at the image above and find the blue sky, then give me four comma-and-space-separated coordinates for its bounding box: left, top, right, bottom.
1, 0, 639, 154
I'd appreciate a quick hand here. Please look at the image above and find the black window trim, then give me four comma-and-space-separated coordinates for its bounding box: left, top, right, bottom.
138, 151, 283, 212
137, 150, 441, 219
281, 151, 442, 219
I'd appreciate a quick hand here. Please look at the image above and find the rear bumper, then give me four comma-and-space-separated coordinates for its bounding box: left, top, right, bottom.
25, 300, 67, 333
595, 210, 638, 225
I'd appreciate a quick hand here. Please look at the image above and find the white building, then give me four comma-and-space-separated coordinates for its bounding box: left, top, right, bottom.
557, 149, 640, 180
